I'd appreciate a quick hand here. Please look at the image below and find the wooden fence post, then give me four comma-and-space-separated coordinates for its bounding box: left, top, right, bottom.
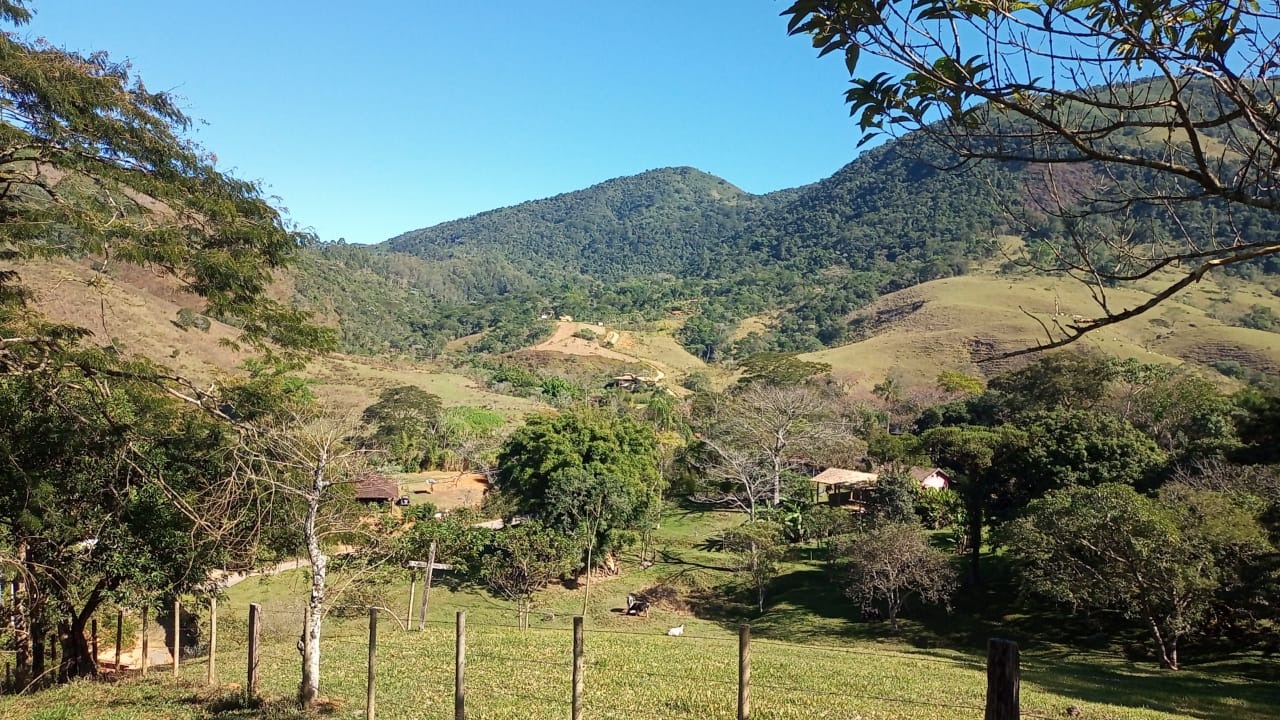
207, 598, 218, 686
172, 598, 181, 678
114, 610, 123, 672
738, 624, 751, 720
247, 603, 261, 700
571, 616, 584, 720
455, 610, 466, 720
91, 617, 98, 665
406, 571, 416, 630
418, 541, 436, 631
140, 607, 149, 675
985, 638, 1020, 720
366, 607, 378, 720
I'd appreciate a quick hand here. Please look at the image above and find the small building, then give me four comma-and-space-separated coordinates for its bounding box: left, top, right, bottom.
810, 467, 879, 507
910, 467, 952, 490
355, 473, 399, 504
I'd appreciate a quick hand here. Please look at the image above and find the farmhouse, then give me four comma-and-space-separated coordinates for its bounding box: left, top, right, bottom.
910, 467, 952, 490
811, 466, 953, 506
354, 473, 399, 504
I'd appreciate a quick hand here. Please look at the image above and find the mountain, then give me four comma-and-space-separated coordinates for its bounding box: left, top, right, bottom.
384, 167, 763, 283
238, 118, 1280, 383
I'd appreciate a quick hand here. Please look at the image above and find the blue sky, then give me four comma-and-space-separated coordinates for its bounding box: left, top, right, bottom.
26, 2, 863, 244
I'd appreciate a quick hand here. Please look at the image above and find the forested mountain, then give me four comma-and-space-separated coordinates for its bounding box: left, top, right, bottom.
384, 167, 762, 282
291, 118, 1280, 360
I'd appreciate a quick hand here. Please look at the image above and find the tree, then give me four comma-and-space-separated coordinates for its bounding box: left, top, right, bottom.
784, 1, 1280, 353
0, 1, 330, 373
721, 522, 786, 614
240, 412, 374, 706
480, 521, 578, 629
0, 365, 240, 683
832, 523, 957, 631
361, 385, 443, 470
496, 409, 663, 560
920, 424, 1025, 584
714, 383, 837, 507
865, 470, 918, 524
1005, 483, 1272, 669
737, 352, 831, 385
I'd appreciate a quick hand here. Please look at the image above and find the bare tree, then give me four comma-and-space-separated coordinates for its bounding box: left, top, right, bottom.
237, 411, 375, 707
732, 383, 839, 507
785, 0, 1280, 355
696, 439, 777, 522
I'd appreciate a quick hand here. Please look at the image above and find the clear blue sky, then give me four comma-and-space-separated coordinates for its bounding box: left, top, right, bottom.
26, 2, 863, 244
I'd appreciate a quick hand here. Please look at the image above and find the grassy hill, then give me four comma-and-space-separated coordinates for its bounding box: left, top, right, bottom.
801, 266, 1280, 392
12, 257, 548, 421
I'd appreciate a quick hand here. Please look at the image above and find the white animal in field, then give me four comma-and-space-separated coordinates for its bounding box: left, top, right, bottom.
666, 624, 684, 637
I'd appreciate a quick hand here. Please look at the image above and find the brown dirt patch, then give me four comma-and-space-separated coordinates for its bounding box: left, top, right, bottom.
395, 471, 488, 511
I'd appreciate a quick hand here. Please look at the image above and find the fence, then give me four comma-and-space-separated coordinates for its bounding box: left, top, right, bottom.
99, 597, 1021, 720
0, 587, 1026, 719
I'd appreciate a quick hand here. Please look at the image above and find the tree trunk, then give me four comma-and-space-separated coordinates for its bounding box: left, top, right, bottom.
58, 615, 97, 681
1148, 617, 1179, 670
966, 504, 983, 586
300, 477, 327, 707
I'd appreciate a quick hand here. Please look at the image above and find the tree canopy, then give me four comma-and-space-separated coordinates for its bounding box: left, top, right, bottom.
0, 0, 330, 374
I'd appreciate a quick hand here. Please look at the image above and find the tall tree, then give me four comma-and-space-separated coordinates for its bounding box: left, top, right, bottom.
0, 1, 330, 373
238, 411, 375, 707
921, 424, 1025, 584
784, 0, 1280, 353
496, 409, 663, 561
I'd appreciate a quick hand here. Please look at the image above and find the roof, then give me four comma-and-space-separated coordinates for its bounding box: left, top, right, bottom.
355, 473, 399, 501
909, 467, 951, 482
810, 468, 880, 487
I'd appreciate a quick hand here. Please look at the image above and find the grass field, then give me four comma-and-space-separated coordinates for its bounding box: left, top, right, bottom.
4, 506, 1277, 720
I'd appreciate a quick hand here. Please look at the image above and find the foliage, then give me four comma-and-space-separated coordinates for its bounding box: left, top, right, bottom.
480, 521, 578, 628
174, 307, 211, 332
784, 0, 1280, 350
720, 521, 785, 613
1239, 305, 1280, 333
936, 370, 983, 397
0, 2, 332, 370
361, 385, 443, 471
0, 365, 238, 680
495, 409, 663, 556
1005, 483, 1273, 669
865, 470, 918, 524
914, 488, 963, 531
737, 352, 831, 385
831, 523, 957, 631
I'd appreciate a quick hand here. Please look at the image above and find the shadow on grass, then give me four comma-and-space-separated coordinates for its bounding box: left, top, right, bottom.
1020, 653, 1280, 720
686, 554, 1280, 719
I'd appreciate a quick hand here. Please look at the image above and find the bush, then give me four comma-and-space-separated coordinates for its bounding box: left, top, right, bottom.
572, 327, 598, 341
1239, 305, 1280, 333
175, 307, 211, 331
915, 488, 963, 530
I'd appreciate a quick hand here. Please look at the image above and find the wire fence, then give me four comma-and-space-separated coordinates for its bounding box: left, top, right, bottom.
124, 599, 1024, 720
0, 589, 1027, 719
